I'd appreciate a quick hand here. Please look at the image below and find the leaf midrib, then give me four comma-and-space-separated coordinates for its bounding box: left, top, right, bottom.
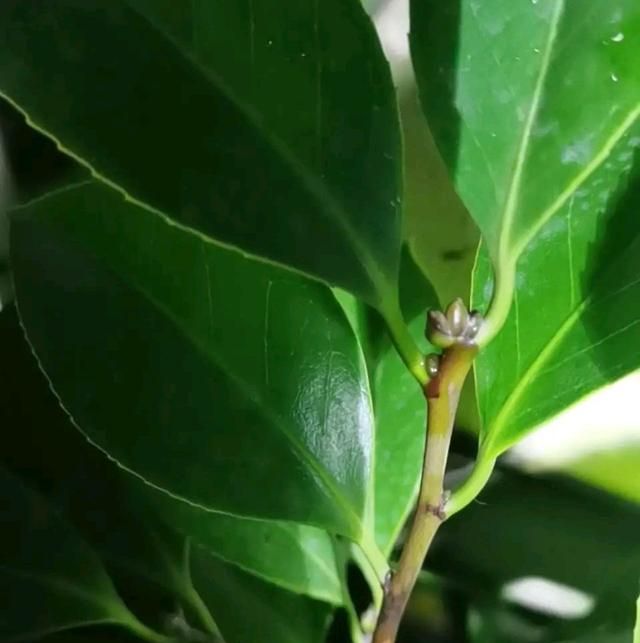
496, 0, 564, 267
493, 1, 640, 264
513, 106, 640, 256
484, 235, 640, 456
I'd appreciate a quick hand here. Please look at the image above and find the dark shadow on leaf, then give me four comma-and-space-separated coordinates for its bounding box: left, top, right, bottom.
581, 146, 640, 382
409, 0, 463, 174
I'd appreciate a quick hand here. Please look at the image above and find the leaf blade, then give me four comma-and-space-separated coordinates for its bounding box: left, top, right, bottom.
11, 181, 374, 540
191, 547, 332, 643
411, 0, 640, 264
411, 0, 640, 357
473, 160, 640, 456
0, 467, 132, 642
0, 0, 402, 304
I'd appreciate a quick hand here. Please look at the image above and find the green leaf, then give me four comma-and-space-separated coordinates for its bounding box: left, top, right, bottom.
472, 162, 640, 457
398, 85, 481, 434
0, 466, 139, 642
191, 546, 332, 643
0, 0, 402, 307
0, 304, 344, 610
373, 315, 426, 555
416, 2, 640, 458
411, 0, 640, 338
54, 470, 221, 637
143, 490, 343, 605
11, 181, 375, 543
1, 307, 219, 636
400, 86, 478, 313
334, 252, 437, 555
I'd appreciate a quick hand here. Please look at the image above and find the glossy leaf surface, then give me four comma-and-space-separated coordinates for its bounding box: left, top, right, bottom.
337, 252, 437, 555
0, 305, 343, 608
0, 0, 402, 306
191, 547, 331, 643
411, 0, 640, 269
0, 467, 133, 641
472, 160, 640, 456
11, 181, 374, 541
373, 315, 426, 555
412, 0, 640, 456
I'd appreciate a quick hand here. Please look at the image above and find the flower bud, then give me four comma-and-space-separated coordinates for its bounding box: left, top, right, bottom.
446, 298, 469, 336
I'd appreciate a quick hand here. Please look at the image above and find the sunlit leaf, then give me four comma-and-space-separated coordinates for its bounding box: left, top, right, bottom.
411, 0, 640, 280
412, 0, 640, 457
472, 164, 640, 457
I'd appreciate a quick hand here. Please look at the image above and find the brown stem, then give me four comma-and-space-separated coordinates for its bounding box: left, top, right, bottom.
371, 343, 477, 643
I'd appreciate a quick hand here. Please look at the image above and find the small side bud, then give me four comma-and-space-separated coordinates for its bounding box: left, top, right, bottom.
384, 569, 394, 593
425, 353, 440, 378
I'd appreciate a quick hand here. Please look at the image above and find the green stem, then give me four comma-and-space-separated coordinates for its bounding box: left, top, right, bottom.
126, 616, 174, 643
371, 344, 476, 643
446, 452, 497, 518
351, 542, 384, 611
186, 585, 222, 639
380, 300, 428, 386
182, 540, 223, 639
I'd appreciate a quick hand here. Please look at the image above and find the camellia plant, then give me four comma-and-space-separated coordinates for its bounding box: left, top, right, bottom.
1, 1, 640, 642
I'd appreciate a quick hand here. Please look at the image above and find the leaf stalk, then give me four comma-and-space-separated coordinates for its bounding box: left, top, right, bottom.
380, 300, 429, 386
476, 256, 515, 348
446, 450, 496, 518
